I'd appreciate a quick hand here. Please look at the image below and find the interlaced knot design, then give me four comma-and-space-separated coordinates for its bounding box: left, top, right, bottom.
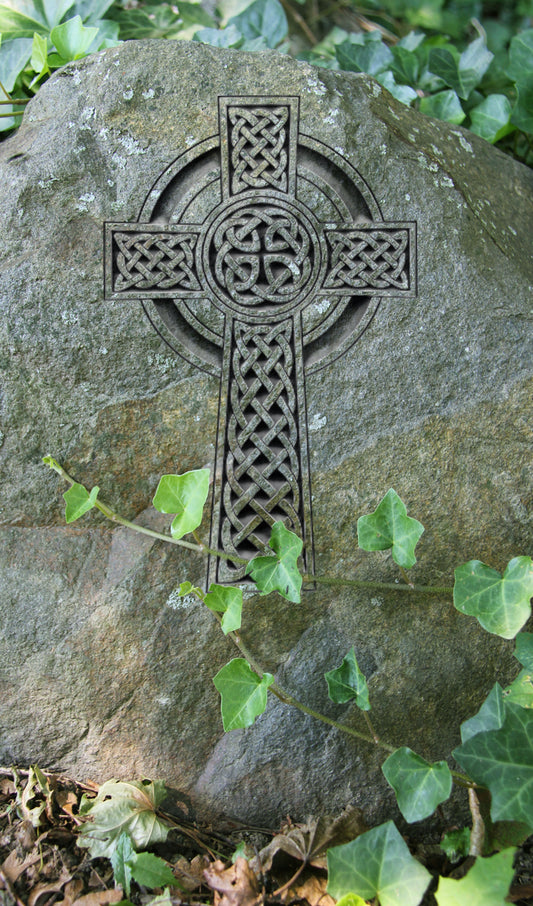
325, 229, 409, 290
221, 321, 302, 576
229, 106, 289, 194
114, 232, 200, 291
212, 206, 312, 306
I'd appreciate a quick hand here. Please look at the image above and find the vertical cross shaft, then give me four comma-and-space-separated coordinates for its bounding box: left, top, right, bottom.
105, 95, 416, 585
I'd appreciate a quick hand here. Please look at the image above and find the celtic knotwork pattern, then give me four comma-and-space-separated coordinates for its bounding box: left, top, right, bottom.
212, 205, 313, 306
229, 106, 289, 194
325, 229, 410, 291
221, 320, 302, 573
113, 232, 201, 292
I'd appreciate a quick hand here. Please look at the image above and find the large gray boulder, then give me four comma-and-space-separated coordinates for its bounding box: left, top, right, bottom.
1, 39, 532, 828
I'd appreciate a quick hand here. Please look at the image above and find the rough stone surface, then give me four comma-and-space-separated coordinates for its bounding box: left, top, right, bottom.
1, 40, 532, 828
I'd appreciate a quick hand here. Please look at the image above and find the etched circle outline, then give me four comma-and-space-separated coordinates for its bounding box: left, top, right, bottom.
200, 191, 324, 319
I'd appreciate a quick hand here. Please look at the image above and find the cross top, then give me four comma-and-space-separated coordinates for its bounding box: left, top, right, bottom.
105, 96, 417, 585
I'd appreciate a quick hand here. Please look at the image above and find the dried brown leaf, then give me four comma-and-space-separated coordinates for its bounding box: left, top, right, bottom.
173, 854, 211, 891
290, 872, 336, 906
251, 807, 367, 874
71, 889, 123, 906
1, 850, 42, 884
203, 857, 261, 906
27, 869, 72, 906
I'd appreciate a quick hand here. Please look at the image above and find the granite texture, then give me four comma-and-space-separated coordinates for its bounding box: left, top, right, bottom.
0, 39, 532, 828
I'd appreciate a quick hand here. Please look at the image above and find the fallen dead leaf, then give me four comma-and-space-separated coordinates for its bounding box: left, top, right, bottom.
71, 888, 124, 906
174, 854, 212, 890
1, 849, 43, 883
204, 858, 261, 906
28, 869, 72, 906
251, 806, 367, 874
290, 871, 336, 906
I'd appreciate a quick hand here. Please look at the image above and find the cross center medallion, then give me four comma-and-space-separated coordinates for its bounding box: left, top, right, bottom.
105, 95, 417, 585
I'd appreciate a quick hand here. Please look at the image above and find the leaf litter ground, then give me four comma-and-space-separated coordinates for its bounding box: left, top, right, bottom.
2, 768, 533, 906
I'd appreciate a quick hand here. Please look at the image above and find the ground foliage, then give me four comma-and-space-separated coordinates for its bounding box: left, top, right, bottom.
2, 767, 533, 906
0, 0, 532, 167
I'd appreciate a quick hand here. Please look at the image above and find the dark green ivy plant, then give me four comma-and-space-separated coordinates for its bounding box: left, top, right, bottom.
44, 455, 533, 906
1, 0, 532, 167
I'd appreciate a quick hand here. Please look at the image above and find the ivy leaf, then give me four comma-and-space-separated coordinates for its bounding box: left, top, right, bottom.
50, 15, 98, 59
440, 827, 470, 864
505, 28, 533, 84
504, 669, 533, 709
205, 584, 243, 634
130, 852, 177, 890
511, 81, 533, 133
213, 659, 274, 731
227, 0, 287, 48
376, 71, 418, 105
453, 702, 533, 830
336, 33, 392, 75
335, 896, 367, 906
30, 31, 49, 77
435, 849, 516, 906
381, 748, 452, 823
419, 89, 466, 124
515, 632, 533, 670
193, 24, 243, 47
78, 779, 171, 859
453, 556, 533, 639
327, 821, 431, 906
469, 94, 514, 143
357, 489, 424, 569
325, 648, 370, 711
460, 683, 505, 743
63, 482, 99, 523
152, 469, 210, 539
111, 832, 135, 897
246, 521, 303, 602
390, 44, 420, 85
429, 38, 493, 99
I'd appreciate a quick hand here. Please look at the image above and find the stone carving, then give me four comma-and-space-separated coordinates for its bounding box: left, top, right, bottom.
105, 95, 417, 584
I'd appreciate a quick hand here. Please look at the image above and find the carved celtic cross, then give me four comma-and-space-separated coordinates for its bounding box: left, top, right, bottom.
105, 96, 417, 585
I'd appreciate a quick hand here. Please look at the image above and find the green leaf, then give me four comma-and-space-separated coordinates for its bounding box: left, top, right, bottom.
460, 683, 505, 743
50, 15, 98, 59
30, 31, 48, 72
453, 556, 533, 638
390, 44, 421, 84
336, 34, 393, 75
205, 584, 243, 634
435, 849, 516, 906
0, 35, 32, 91
78, 779, 171, 859
419, 88, 466, 124
357, 489, 424, 569
335, 896, 367, 906
111, 832, 135, 897
381, 747, 452, 823
130, 852, 177, 890
213, 658, 274, 731
377, 70, 418, 105
327, 820, 431, 906
193, 24, 243, 47
325, 648, 370, 711
453, 702, 533, 829
152, 469, 210, 539
440, 827, 470, 864
0, 5, 48, 38
511, 81, 533, 133
246, 521, 303, 602
469, 94, 514, 143
63, 482, 99, 522
429, 38, 493, 99
506, 29, 533, 84
504, 669, 533, 708
515, 632, 533, 670
227, 0, 287, 48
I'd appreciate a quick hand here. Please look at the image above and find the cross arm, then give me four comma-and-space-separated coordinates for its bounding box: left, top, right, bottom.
104, 222, 203, 300
323, 222, 417, 297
